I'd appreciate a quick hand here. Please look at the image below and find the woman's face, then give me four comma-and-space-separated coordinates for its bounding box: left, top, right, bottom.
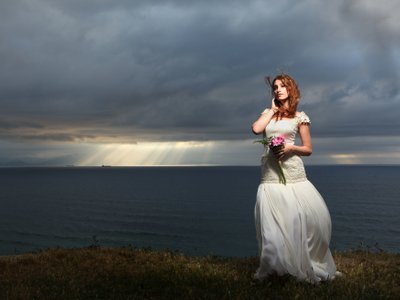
273, 79, 289, 101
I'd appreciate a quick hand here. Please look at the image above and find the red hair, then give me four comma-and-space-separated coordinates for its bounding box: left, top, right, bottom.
266, 74, 301, 119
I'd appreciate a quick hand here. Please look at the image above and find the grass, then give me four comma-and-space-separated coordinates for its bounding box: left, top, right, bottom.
0, 246, 399, 299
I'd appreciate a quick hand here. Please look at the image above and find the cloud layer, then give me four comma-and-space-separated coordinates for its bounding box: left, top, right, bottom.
0, 0, 399, 165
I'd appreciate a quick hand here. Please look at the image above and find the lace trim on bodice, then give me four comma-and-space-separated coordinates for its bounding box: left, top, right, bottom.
260, 109, 311, 125
259, 110, 310, 184
261, 151, 308, 183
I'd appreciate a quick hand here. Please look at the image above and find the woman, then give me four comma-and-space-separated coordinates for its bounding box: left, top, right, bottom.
252, 74, 340, 283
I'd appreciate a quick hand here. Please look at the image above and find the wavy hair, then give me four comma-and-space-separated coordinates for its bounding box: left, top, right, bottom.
265, 74, 301, 119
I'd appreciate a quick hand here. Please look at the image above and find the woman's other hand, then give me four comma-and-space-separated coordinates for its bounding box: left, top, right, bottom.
272, 144, 293, 160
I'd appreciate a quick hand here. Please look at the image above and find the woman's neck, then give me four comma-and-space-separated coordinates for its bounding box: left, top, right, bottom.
282, 99, 290, 109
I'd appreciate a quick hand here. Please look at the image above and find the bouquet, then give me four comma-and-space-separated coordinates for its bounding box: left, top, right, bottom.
254, 135, 287, 184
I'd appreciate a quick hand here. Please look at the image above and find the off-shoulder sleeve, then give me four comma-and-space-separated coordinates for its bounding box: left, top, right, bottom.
297, 111, 311, 125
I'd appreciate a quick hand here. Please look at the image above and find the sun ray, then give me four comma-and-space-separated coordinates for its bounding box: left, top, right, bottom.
75, 141, 214, 166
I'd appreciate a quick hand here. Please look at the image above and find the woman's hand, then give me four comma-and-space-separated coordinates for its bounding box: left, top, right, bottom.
271, 98, 279, 112
272, 144, 293, 160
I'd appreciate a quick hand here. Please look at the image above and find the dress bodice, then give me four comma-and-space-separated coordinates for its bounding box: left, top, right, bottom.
260, 111, 311, 184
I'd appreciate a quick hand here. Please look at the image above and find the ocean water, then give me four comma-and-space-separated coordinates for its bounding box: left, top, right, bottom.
0, 166, 398, 256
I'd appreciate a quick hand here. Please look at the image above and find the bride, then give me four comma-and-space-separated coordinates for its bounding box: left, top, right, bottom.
251, 74, 340, 283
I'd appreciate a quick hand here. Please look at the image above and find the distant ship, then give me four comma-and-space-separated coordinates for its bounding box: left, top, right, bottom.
101, 165, 112, 168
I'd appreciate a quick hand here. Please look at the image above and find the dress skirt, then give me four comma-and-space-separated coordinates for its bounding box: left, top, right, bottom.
254, 179, 338, 283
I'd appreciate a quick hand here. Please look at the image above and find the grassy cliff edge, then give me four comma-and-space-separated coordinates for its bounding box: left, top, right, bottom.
0, 247, 399, 299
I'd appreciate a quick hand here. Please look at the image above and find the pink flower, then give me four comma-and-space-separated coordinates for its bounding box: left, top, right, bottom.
254, 134, 287, 184
269, 135, 285, 148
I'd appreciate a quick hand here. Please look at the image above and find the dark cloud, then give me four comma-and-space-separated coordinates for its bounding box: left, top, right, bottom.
0, 0, 399, 165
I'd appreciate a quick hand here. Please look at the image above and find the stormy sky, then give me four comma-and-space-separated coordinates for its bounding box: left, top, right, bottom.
0, 0, 399, 166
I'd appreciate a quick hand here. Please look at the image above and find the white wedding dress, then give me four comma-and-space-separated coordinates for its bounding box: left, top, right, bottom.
254, 110, 339, 283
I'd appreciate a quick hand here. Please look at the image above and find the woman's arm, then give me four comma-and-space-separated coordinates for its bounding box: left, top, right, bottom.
274, 124, 313, 159
252, 99, 278, 135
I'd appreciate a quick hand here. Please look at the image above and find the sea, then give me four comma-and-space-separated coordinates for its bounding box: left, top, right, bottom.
0, 165, 399, 257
